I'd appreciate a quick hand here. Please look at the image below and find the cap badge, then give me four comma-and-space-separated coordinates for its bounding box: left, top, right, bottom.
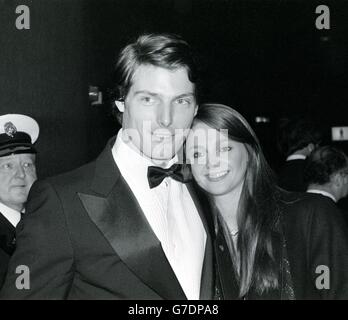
4, 122, 17, 138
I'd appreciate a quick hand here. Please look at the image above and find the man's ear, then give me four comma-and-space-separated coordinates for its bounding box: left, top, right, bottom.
307, 143, 315, 153
332, 172, 343, 188
115, 100, 125, 113
194, 104, 199, 117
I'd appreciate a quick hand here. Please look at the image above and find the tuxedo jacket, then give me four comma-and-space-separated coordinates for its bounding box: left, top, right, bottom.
0, 213, 16, 289
0, 137, 214, 300
215, 192, 348, 299
277, 159, 306, 192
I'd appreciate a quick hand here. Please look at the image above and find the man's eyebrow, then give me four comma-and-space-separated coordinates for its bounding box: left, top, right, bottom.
133, 90, 159, 96
133, 91, 195, 99
174, 93, 195, 99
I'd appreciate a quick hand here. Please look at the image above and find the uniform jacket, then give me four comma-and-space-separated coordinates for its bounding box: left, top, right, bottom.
215, 192, 348, 299
0, 213, 16, 288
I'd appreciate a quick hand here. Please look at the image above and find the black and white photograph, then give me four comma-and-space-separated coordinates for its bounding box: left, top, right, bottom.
0, 0, 348, 304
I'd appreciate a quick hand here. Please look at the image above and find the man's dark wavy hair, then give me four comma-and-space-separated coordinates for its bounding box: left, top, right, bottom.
113, 32, 199, 102
304, 146, 348, 186
277, 117, 323, 157
111, 33, 200, 124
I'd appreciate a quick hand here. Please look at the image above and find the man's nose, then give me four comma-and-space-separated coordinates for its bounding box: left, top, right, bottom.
15, 165, 26, 178
158, 103, 173, 128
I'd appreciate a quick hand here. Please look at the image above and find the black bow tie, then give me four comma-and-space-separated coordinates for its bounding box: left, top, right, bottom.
147, 163, 192, 189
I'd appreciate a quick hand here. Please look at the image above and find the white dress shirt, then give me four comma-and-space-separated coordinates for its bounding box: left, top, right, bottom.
286, 154, 306, 161
307, 189, 337, 202
112, 130, 206, 300
0, 202, 21, 227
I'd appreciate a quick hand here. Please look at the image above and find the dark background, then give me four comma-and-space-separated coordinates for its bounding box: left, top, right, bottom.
0, 0, 347, 178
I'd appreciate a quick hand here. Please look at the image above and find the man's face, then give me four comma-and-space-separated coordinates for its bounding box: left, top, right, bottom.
118, 64, 198, 162
0, 153, 37, 212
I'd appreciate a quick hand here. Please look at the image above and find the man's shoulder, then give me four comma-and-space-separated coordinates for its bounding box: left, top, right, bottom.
48, 161, 96, 187
34, 160, 94, 193
280, 191, 337, 210
25, 161, 97, 208
40, 137, 117, 192
279, 191, 342, 226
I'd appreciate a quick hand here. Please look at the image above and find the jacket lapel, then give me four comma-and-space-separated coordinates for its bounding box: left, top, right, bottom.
78, 138, 186, 299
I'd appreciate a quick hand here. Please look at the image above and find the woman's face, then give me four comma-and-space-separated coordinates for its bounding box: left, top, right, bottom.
186, 121, 249, 196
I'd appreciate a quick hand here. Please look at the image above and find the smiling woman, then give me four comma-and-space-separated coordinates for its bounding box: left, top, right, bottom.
186, 103, 348, 300
186, 122, 249, 197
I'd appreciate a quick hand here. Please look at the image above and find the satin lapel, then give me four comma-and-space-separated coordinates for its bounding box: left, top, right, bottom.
186, 183, 214, 300
79, 138, 186, 300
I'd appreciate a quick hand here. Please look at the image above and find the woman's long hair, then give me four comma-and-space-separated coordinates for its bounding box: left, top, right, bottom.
194, 103, 280, 298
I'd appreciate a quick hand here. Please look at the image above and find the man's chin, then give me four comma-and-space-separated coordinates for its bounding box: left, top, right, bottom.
140, 145, 176, 160
149, 152, 176, 161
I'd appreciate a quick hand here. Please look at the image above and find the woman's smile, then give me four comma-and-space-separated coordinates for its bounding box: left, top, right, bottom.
206, 170, 230, 181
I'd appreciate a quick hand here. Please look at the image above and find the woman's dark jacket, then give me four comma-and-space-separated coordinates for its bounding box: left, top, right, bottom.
214, 192, 348, 299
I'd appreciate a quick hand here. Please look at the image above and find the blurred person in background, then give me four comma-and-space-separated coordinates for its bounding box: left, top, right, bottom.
277, 117, 322, 192
305, 145, 348, 226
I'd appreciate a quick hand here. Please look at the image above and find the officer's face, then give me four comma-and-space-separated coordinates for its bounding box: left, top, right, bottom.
118, 64, 198, 162
0, 153, 37, 212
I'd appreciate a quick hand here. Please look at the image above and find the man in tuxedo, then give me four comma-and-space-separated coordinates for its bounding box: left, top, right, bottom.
277, 117, 322, 192
304, 145, 348, 224
0, 33, 214, 299
0, 114, 39, 288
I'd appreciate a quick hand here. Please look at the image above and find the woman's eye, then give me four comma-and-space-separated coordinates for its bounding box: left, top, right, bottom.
220, 146, 232, 152
192, 151, 206, 159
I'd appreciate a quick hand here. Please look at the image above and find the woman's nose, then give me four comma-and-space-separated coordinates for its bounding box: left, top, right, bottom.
206, 154, 221, 169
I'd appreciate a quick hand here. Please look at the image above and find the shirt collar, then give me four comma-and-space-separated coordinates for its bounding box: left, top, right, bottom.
286, 154, 307, 161
112, 129, 178, 178
0, 202, 21, 227
306, 189, 337, 203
